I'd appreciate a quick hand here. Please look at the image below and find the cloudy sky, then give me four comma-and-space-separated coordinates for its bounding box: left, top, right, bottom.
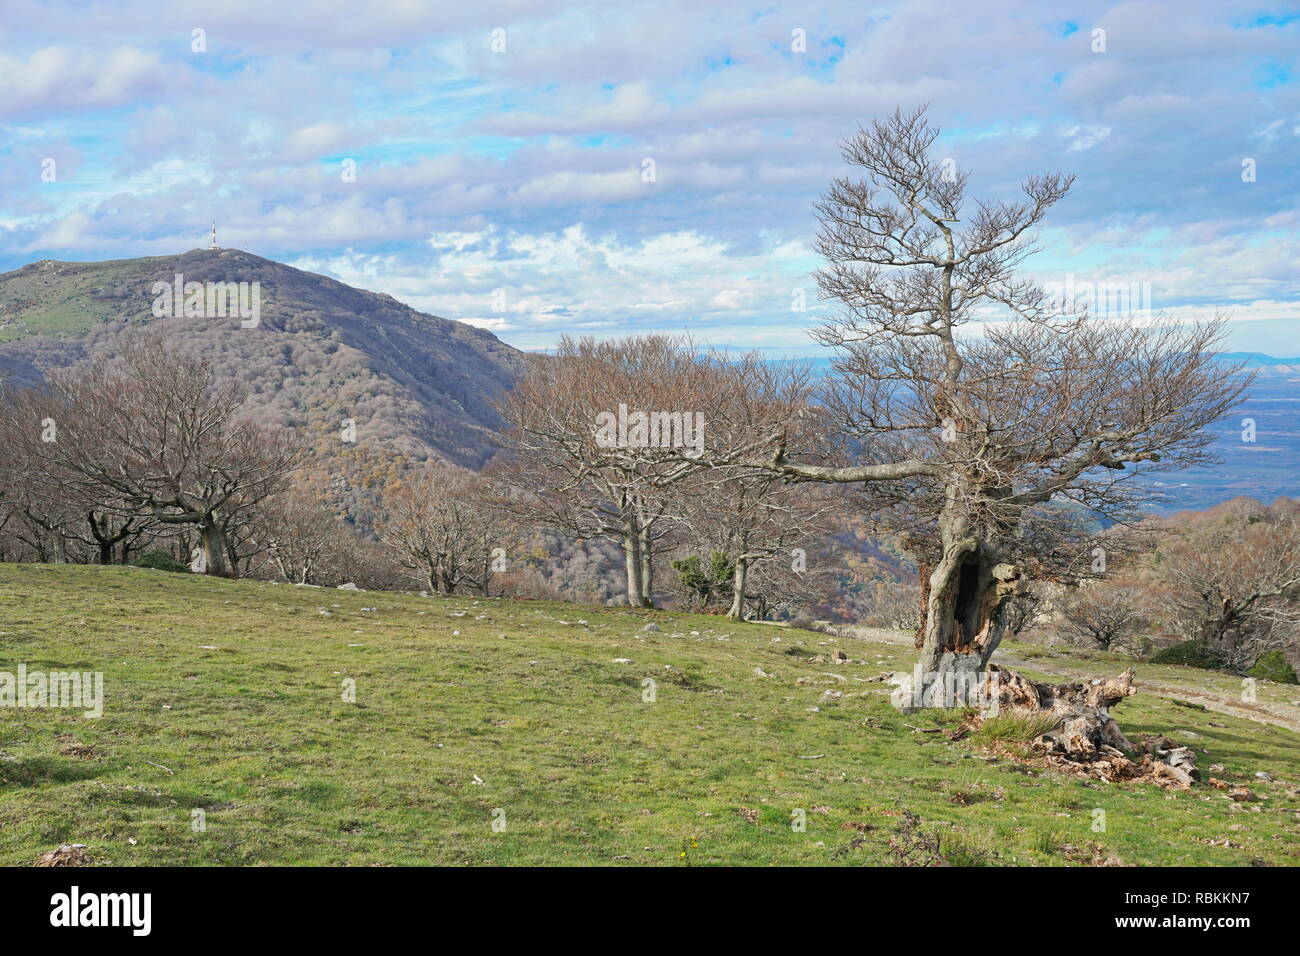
0, 0, 1297, 354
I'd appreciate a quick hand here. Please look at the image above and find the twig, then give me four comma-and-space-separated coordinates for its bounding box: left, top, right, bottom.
145, 760, 174, 775
902, 724, 943, 734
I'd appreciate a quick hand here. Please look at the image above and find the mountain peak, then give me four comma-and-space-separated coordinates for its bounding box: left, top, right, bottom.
0, 250, 526, 469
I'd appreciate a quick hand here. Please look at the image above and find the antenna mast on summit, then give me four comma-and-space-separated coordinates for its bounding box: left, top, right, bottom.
210, 222, 219, 250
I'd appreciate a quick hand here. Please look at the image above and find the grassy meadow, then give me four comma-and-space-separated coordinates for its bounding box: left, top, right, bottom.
1, 563, 1297, 866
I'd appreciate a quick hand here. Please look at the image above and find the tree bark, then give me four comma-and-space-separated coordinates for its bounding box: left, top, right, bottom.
638, 526, 655, 607
727, 558, 750, 621
915, 520, 1023, 697
913, 558, 933, 649
199, 519, 231, 578
619, 509, 652, 607
622, 533, 645, 607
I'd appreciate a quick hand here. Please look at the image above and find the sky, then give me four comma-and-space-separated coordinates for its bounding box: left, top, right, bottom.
0, 0, 1298, 354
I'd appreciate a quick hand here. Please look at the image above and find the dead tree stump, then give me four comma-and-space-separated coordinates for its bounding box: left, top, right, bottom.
979, 666, 1200, 787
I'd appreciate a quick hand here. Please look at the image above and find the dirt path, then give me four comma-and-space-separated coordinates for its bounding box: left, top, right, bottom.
1132, 678, 1300, 734
995, 651, 1300, 735
835, 625, 1300, 734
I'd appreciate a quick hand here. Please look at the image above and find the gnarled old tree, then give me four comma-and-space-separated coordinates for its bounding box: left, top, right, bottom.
1, 331, 302, 578
753, 107, 1247, 698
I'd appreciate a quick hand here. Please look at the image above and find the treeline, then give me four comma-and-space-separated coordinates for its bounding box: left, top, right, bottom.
0, 329, 853, 621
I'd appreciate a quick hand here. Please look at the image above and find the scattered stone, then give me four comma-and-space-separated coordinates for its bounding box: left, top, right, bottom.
1203, 838, 1242, 848
337, 582, 364, 591
642, 623, 659, 632
613, 658, 632, 664
754, 667, 771, 677
1254, 771, 1273, 781
1229, 788, 1257, 802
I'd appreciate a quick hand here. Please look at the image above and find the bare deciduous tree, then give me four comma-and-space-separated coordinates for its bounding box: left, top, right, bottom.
1060, 581, 1145, 651
1158, 512, 1300, 672
738, 106, 1247, 690
378, 462, 508, 595
0, 331, 303, 577
670, 470, 837, 620
252, 483, 353, 585
864, 578, 923, 631
496, 335, 810, 607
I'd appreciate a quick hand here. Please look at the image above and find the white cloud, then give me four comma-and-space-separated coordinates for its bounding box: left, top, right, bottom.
0, 45, 168, 118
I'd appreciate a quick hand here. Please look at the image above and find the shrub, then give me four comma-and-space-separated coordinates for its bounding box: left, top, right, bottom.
1150, 640, 1222, 669
131, 550, 190, 573
1247, 650, 1299, 684
671, 552, 734, 610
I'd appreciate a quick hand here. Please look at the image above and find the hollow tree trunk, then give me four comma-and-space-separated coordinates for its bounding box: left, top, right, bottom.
915, 530, 1022, 704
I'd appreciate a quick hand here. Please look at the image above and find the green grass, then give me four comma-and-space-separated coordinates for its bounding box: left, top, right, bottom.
969, 711, 1062, 747
0, 256, 166, 341
1, 564, 1297, 866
